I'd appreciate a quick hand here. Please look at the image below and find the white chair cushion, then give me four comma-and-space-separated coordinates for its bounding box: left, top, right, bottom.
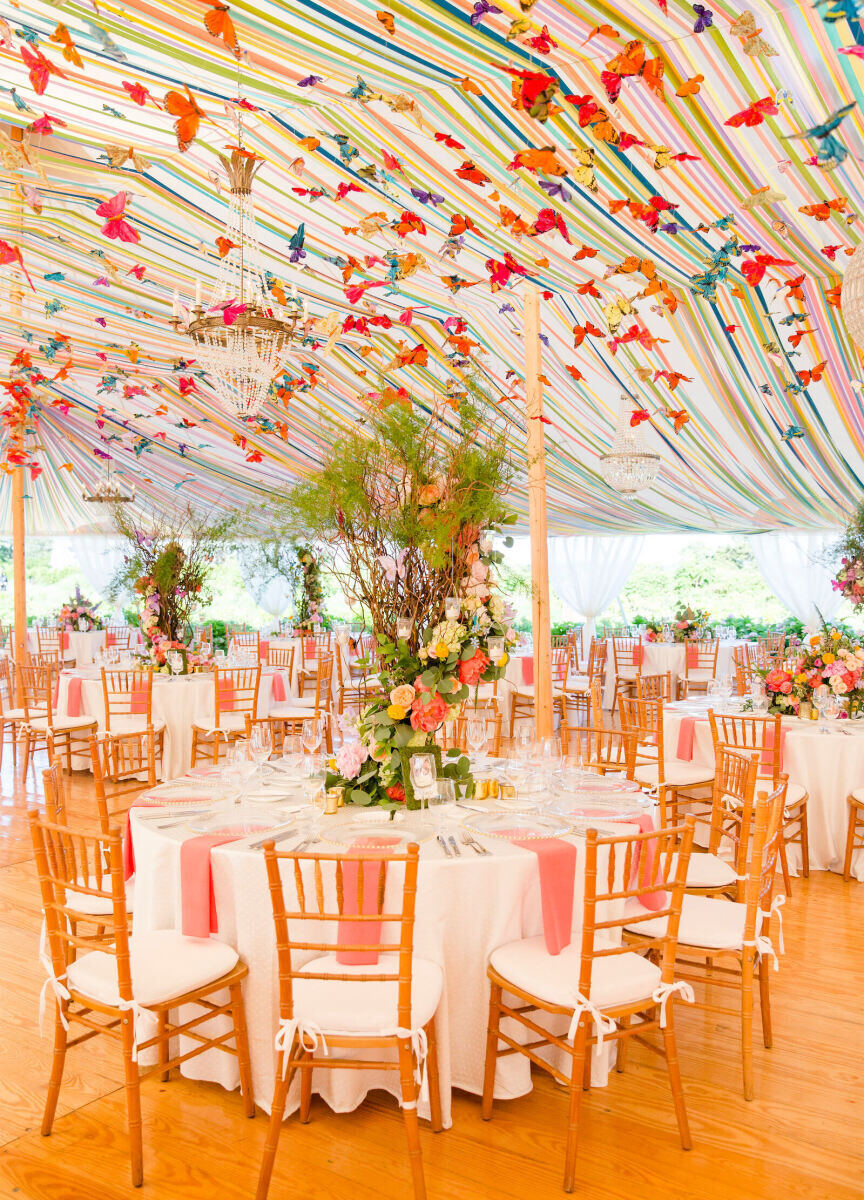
513, 685, 565, 699
108, 715, 166, 735
489, 935, 662, 1011
293, 953, 442, 1034
634, 762, 715, 787
66, 929, 238, 1007
672, 851, 736, 889
269, 703, 323, 719
756, 777, 806, 809
28, 714, 97, 733
685, 669, 714, 683
192, 712, 248, 733
626, 894, 748, 950
3, 707, 29, 720
567, 675, 589, 693
66, 876, 135, 916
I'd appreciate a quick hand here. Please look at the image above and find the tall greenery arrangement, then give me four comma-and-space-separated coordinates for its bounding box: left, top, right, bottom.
110, 501, 235, 643
832, 501, 864, 612
296, 544, 325, 630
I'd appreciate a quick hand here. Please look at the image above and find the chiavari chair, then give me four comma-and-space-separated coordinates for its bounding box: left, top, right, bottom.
558, 689, 591, 735
30, 810, 254, 1187
19, 660, 97, 775
679, 745, 759, 895
568, 625, 584, 670
563, 638, 607, 702
267, 650, 334, 752
226, 621, 249, 638
334, 640, 380, 714
454, 709, 503, 757
551, 633, 570, 650
88, 730, 158, 815
267, 643, 296, 674
255, 841, 442, 1200
679, 639, 720, 697
0, 656, 22, 765
843, 792, 864, 880
610, 636, 644, 713
190, 664, 262, 765
233, 630, 262, 659
193, 622, 214, 648
509, 645, 570, 738
626, 779, 787, 1099
636, 672, 674, 703
36, 624, 69, 662
559, 723, 636, 778
707, 711, 809, 894
100, 667, 165, 776
297, 630, 333, 695
105, 625, 133, 651
618, 695, 715, 825
482, 817, 696, 1191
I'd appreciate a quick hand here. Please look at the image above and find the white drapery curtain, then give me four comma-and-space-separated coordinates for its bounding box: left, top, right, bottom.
548, 535, 645, 640
749, 531, 842, 627
52, 536, 128, 603
246, 575, 293, 618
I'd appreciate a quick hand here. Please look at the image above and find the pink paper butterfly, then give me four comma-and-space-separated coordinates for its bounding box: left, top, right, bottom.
96, 192, 140, 243
377, 550, 406, 583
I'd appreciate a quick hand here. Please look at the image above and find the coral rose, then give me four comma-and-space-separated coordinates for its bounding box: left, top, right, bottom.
410, 689, 449, 733
418, 483, 442, 506
386, 784, 406, 802
765, 669, 790, 693
390, 684, 416, 708
458, 646, 490, 687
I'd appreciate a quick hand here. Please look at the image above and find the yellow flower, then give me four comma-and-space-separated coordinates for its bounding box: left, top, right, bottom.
499, 652, 509, 666
809, 635, 820, 647
823, 653, 836, 665
831, 629, 842, 640
387, 704, 407, 720
795, 673, 808, 684
435, 641, 451, 659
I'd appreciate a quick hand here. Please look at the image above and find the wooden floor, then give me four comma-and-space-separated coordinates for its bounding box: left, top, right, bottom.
1, 748, 862, 1200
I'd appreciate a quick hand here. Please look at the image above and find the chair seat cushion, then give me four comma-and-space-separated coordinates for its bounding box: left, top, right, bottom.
192, 712, 248, 734
67, 876, 135, 916
672, 851, 736, 889
269, 703, 323, 719
66, 929, 238, 1007
634, 762, 715, 788
4, 707, 30, 720
513, 685, 565, 700
757, 778, 806, 809
626, 894, 748, 951
489, 935, 662, 1011
28, 714, 98, 733
293, 953, 442, 1034
108, 716, 166, 735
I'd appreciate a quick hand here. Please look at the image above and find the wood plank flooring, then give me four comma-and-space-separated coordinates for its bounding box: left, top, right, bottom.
0, 747, 862, 1199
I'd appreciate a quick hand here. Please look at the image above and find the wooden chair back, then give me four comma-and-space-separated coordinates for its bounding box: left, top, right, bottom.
551, 634, 569, 650
455, 710, 503, 757
558, 691, 591, 733
268, 644, 296, 673
741, 780, 787, 948
683, 639, 719, 679
89, 731, 157, 816
233, 631, 261, 656
581, 817, 695, 998
568, 626, 584, 668
100, 668, 153, 731
612, 636, 643, 675
551, 646, 571, 687
583, 638, 607, 682
213, 666, 261, 727
301, 631, 332, 668
193, 624, 214, 647
105, 626, 133, 650
636, 672, 673, 703
560, 723, 636, 775
705, 745, 759, 885
42, 761, 71, 826
262, 843, 420, 1032
304, 651, 334, 712
16, 660, 57, 720
226, 622, 249, 637
36, 625, 65, 656
707, 712, 783, 785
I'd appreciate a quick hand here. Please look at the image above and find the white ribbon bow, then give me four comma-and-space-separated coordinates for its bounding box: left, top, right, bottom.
116, 998, 152, 1062
758, 893, 785, 956
651, 980, 695, 1027
567, 992, 617, 1047
395, 1025, 428, 1086
274, 1018, 327, 1078
38, 922, 70, 1037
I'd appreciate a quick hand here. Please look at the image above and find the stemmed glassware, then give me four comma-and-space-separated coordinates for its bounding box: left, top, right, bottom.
167, 650, 182, 677
466, 717, 488, 761
302, 718, 322, 774
224, 739, 256, 805
249, 722, 272, 779
813, 684, 830, 730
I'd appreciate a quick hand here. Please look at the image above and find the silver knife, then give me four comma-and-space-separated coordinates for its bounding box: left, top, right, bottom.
447, 835, 461, 857
247, 822, 300, 849
251, 829, 305, 851
136, 808, 211, 821
437, 833, 452, 857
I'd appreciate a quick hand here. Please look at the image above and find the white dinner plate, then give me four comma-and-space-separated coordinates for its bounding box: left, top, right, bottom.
463, 811, 570, 840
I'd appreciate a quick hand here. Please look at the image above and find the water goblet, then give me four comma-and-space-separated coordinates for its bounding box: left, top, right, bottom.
302, 718, 322, 773
466, 717, 488, 760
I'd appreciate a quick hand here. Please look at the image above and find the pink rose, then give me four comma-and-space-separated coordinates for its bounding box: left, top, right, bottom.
470, 560, 488, 582
458, 646, 490, 686
335, 740, 369, 781
780, 681, 792, 694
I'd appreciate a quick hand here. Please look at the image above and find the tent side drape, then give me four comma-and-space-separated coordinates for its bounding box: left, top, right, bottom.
548, 535, 644, 640
749, 531, 842, 627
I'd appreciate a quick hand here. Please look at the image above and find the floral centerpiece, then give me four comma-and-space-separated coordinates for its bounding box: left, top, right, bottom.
757, 626, 864, 715
276, 383, 515, 808
672, 605, 710, 642
642, 620, 664, 642
57, 587, 103, 631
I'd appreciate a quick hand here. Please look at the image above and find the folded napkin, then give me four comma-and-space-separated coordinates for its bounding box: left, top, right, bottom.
632, 644, 645, 666
271, 671, 287, 703
59, 631, 69, 652
686, 645, 700, 669
122, 793, 212, 880
521, 656, 534, 686
676, 716, 697, 761
181, 827, 269, 937
258, 639, 270, 661
627, 813, 666, 911
105, 631, 116, 647
130, 685, 148, 715
761, 725, 787, 772
507, 835, 578, 955
336, 836, 401, 965
304, 638, 316, 660
66, 675, 83, 717
217, 680, 235, 711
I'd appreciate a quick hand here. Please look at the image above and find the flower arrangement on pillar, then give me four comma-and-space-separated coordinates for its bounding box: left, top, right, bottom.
281, 385, 516, 808
832, 502, 864, 611
295, 544, 326, 631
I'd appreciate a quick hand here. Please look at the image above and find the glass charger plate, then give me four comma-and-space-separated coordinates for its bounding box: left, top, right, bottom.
549, 795, 646, 819
187, 807, 295, 835
463, 812, 570, 840
244, 781, 306, 802
320, 819, 434, 845
559, 774, 641, 793
154, 776, 224, 794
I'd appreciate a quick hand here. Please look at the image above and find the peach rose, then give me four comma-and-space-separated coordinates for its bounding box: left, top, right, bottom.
418, 482, 442, 506
390, 684, 416, 708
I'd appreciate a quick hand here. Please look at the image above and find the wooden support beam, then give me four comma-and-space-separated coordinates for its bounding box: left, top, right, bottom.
8, 125, 28, 672
523, 284, 553, 740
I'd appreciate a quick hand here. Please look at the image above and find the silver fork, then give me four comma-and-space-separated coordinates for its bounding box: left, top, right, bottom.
460, 831, 489, 856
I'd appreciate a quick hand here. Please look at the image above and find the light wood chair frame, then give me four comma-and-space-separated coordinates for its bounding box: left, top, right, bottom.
509, 646, 571, 737
454, 710, 503, 757
29, 811, 254, 1187
482, 817, 696, 1192
610, 636, 645, 714
19, 660, 97, 775
685, 745, 759, 897
679, 639, 720, 697
619, 695, 714, 826
256, 842, 442, 1200
843, 793, 864, 880
190, 665, 262, 765
636, 671, 674, 703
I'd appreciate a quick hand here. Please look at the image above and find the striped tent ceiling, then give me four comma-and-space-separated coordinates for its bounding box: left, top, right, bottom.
1, 0, 864, 534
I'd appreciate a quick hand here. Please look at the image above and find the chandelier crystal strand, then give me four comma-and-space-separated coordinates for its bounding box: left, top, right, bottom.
598, 396, 661, 495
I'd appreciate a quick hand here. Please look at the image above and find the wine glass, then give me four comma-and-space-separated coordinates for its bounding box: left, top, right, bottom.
167, 650, 182, 677
466, 716, 488, 760
250, 722, 273, 775
812, 684, 830, 729
751, 681, 769, 714
516, 723, 532, 758
281, 732, 304, 771
302, 718, 322, 773
303, 774, 327, 839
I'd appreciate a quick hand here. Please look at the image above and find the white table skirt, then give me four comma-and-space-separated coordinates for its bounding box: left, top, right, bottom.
55, 668, 291, 779
130, 814, 628, 1124
602, 640, 745, 708
664, 703, 864, 880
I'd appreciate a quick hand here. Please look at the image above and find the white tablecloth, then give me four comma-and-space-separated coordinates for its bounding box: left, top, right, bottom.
56, 667, 292, 779
602, 640, 745, 708
664, 701, 864, 880
25, 627, 142, 664
130, 811, 629, 1125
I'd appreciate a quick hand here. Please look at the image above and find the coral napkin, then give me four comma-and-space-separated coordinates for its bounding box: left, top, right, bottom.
180, 826, 268, 937
105, 631, 116, 647
761, 725, 787, 772
130, 685, 148, 715
258, 639, 270, 661
337, 836, 401, 965
676, 716, 697, 761
567, 811, 666, 912
510, 837, 578, 955
271, 671, 287, 703
65, 675, 83, 717
632, 645, 645, 666
122, 793, 213, 880
686, 645, 700, 669
521, 656, 534, 686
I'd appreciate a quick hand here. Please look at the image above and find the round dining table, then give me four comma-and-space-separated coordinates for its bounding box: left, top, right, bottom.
128, 775, 644, 1126
663, 698, 864, 880
26, 628, 141, 666
55, 665, 294, 779
601, 639, 746, 708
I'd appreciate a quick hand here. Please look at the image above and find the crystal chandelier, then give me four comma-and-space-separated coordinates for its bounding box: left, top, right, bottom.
82, 462, 135, 503
172, 149, 307, 419
841, 241, 864, 350
598, 396, 661, 495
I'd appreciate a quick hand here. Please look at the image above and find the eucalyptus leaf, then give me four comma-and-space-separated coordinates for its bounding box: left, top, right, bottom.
350, 788, 373, 806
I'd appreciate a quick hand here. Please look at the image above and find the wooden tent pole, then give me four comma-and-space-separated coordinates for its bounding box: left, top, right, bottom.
9, 126, 27, 672
523, 284, 553, 740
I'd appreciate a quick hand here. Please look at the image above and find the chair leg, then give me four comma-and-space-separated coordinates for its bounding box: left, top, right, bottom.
22, 730, 32, 777
741, 954, 755, 1101
299, 1051, 312, 1123
582, 1039, 592, 1091
661, 1007, 691, 1150
843, 804, 857, 881
778, 835, 792, 898
799, 806, 810, 878
65, 733, 72, 774
481, 982, 502, 1120
563, 1020, 589, 1193
616, 1015, 630, 1073
424, 1016, 443, 1133
190, 733, 198, 768
758, 957, 773, 1049
41, 1003, 69, 1136
397, 1037, 427, 1200
255, 1052, 298, 1200
121, 1027, 144, 1187
157, 1011, 170, 1082
229, 981, 255, 1118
